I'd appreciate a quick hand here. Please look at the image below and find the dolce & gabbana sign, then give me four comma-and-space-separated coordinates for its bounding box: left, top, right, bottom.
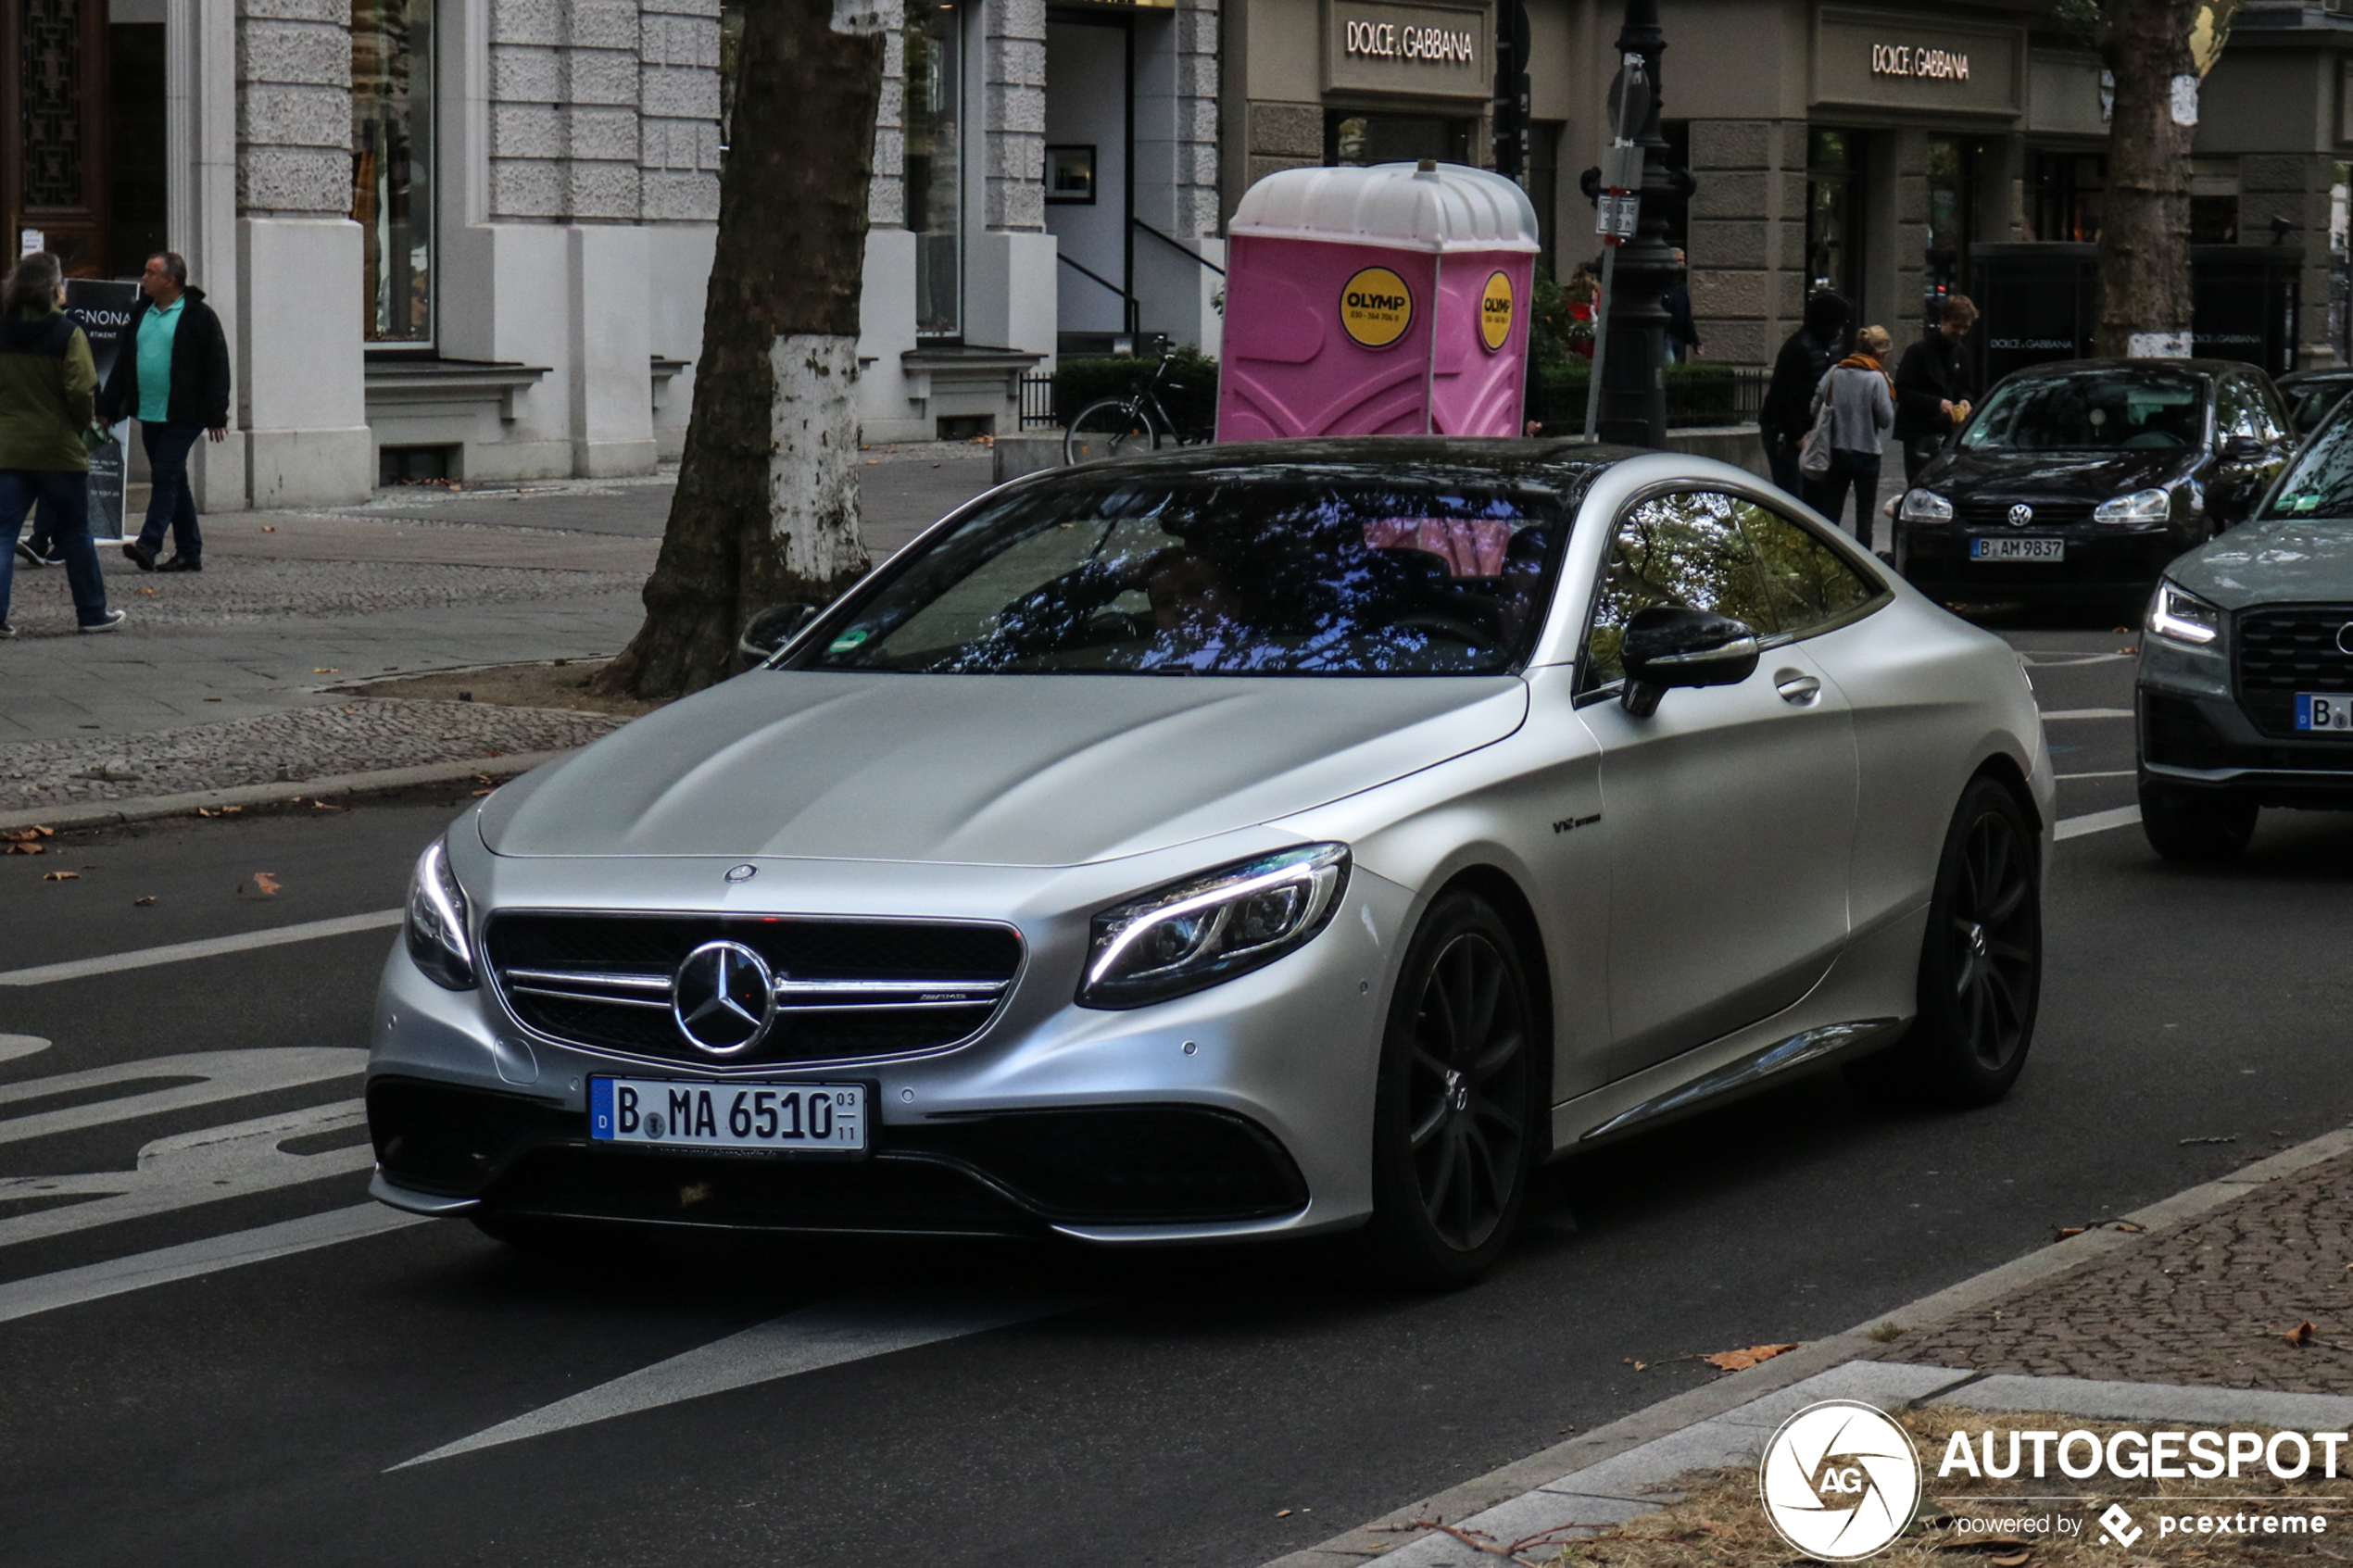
1870, 42, 1969, 80
1326, 0, 1490, 99
1814, 7, 2020, 117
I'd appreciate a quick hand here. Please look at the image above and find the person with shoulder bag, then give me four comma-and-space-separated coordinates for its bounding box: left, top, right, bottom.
0, 252, 125, 636
1760, 290, 1850, 495
1804, 323, 1897, 551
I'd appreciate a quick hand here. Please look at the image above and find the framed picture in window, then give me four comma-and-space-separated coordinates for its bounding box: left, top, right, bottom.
1046, 145, 1096, 205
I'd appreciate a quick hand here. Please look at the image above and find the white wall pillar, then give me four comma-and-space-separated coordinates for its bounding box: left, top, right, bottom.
239, 218, 373, 506
168, 0, 246, 510
568, 225, 657, 476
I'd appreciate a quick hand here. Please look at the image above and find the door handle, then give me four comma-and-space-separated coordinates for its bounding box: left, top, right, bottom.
1775, 671, 1822, 705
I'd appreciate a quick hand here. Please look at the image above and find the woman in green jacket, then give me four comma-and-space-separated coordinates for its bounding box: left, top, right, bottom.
0, 251, 121, 635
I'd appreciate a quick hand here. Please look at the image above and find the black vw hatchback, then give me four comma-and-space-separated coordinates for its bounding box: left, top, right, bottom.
1896, 359, 2296, 608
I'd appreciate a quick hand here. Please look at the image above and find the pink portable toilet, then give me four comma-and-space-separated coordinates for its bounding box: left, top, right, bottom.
1216, 161, 1540, 442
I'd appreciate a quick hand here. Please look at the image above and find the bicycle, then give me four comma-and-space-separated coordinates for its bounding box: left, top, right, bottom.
1063, 342, 1207, 464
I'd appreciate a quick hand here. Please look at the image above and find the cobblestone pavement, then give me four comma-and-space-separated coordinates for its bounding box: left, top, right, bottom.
1881, 1147, 2353, 1393
3, 558, 638, 636
0, 697, 623, 809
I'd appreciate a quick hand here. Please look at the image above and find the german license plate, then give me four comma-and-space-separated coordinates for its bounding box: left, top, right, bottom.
1969, 536, 2066, 562
589, 1077, 867, 1153
2296, 693, 2353, 733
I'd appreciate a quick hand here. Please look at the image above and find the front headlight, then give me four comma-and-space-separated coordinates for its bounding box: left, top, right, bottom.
405, 836, 476, 989
2147, 579, 2221, 646
2095, 488, 2173, 524
1080, 844, 1350, 1009
1899, 489, 1954, 523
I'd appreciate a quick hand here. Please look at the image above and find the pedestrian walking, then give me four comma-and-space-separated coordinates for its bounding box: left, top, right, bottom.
98, 251, 230, 573
0, 252, 125, 637
1804, 324, 1896, 551
1662, 248, 1701, 363
1894, 295, 1978, 485
1760, 290, 1850, 495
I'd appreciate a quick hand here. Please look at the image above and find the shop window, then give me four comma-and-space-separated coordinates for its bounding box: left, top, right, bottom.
352, 0, 434, 345
2189, 157, 2240, 245
906, 0, 964, 339
2027, 151, 2103, 244
1923, 137, 1974, 329
1806, 129, 1863, 303
1325, 113, 1473, 168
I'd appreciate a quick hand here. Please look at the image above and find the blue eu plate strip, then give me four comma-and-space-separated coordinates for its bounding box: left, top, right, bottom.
589, 1077, 613, 1141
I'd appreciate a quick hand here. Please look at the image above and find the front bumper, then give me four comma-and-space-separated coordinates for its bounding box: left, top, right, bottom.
1903, 521, 2187, 598
2138, 633, 2353, 806
366, 843, 1407, 1243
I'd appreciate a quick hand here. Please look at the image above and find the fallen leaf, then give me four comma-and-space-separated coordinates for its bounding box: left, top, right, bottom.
1276, 1510, 1292, 1518
312, 668, 338, 674
135, 586, 157, 596
2289, 1322, 2318, 1346
1988, 1552, 2030, 1567
2055, 1226, 2087, 1240
260, 524, 275, 532
309, 800, 341, 811
471, 788, 494, 797
42, 871, 78, 881
133, 895, 156, 907
5, 842, 44, 855
251, 872, 281, 896
2113, 1222, 2145, 1233
1700, 1343, 1799, 1373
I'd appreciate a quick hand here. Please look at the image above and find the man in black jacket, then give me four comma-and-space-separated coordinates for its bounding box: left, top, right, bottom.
97, 251, 230, 572
1893, 295, 1978, 484
1760, 290, 1849, 495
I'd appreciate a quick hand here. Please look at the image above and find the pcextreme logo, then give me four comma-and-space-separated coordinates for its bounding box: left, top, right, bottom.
1758, 1400, 1923, 1562
1339, 266, 1414, 347
1478, 270, 1515, 351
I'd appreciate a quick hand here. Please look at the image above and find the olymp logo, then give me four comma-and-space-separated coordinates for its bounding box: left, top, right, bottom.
1758, 1401, 1923, 1562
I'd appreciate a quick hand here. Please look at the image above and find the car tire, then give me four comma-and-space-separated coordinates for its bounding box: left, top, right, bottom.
1847, 776, 2041, 1109
1361, 891, 1541, 1287
2138, 778, 2257, 862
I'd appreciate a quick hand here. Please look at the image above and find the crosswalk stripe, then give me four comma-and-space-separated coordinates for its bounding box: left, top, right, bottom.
0, 1203, 426, 1324
392, 1291, 1091, 1469
0, 909, 403, 987
2057, 805, 2141, 841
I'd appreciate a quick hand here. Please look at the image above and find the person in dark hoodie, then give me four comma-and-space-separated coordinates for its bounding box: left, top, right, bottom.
97, 250, 230, 572
1760, 290, 1850, 495
1893, 295, 1978, 483
0, 252, 124, 636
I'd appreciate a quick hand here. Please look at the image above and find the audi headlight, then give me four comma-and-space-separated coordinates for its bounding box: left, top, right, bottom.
2094, 488, 2173, 524
1080, 844, 1350, 1009
2147, 579, 2221, 646
1899, 489, 1953, 523
405, 836, 476, 990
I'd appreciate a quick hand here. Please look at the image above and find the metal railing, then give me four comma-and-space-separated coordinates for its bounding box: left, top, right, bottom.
1019, 371, 1058, 431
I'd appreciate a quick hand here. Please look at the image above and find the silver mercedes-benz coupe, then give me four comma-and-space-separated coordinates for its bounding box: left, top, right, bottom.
368, 440, 2054, 1284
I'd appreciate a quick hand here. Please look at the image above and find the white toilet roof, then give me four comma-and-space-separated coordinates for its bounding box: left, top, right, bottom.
1228, 162, 1541, 256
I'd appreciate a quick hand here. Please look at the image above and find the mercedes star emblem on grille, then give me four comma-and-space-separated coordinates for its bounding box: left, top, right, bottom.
724, 863, 758, 883
671, 940, 778, 1056
2007, 503, 2035, 526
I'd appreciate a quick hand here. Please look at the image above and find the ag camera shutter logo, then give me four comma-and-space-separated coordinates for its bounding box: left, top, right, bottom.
1758, 1400, 1923, 1562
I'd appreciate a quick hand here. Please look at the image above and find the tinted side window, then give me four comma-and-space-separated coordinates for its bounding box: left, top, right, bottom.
1736, 497, 1880, 633
2216, 377, 2260, 441
1584, 491, 1780, 688
2253, 380, 2290, 445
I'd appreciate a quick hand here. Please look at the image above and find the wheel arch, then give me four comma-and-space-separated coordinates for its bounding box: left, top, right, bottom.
1970, 748, 2044, 839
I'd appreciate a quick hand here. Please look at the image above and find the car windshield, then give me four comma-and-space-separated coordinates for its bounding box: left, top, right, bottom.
2287, 381, 2353, 435
2262, 398, 2353, 521
1958, 369, 2209, 453
791, 471, 1567, 676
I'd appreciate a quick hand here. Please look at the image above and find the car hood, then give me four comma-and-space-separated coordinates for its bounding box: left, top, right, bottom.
1919, 446, 2197, 500
481, 671, 1529, 866
2166, 517, 2353, 609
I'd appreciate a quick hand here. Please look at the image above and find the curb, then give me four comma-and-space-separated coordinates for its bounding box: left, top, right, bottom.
1263, 1123, 2353, 1567
0, 749, 574, 834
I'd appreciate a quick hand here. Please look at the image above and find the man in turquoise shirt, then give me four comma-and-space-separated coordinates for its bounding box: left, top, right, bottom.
97, 251, 231, 572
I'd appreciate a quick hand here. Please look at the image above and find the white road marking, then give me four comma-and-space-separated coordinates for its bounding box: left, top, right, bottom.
0, 1202, 425, 1325
2057, 805, 2142, 841
2039, 708, 2133, 721
393, 1291, 1092, 1470
0, 1035, 49, 1063
0, 1099, 371, 1248
2057, 770, 2136, 781
0, 909, 403, 986
0, 1048, 365, 1146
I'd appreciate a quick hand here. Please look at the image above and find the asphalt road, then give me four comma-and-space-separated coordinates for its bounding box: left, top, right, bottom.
8, 621, 2353, 1568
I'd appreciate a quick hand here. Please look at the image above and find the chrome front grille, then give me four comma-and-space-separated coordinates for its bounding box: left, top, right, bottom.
483, 913, 1025, 1067
2234, 603, 2353, 739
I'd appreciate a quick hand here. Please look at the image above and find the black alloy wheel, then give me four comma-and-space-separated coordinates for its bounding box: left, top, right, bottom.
1848, 776, 2041, 1108
1365, 891, 1537, 1285
2139, 776, 2258, 862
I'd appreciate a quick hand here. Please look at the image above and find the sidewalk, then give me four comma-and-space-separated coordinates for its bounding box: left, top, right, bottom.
1273, 1125, 2353, 1567
0, 446, 998, 811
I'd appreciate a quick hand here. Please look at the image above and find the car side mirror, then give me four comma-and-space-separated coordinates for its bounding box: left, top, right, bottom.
1619, 606, 1761, 718
736, 603, 818, 671
2221, 435, 2266, 462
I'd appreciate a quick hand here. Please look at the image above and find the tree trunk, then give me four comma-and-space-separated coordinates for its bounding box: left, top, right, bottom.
595, 0, 888, 700
2093, 0, 2237, 358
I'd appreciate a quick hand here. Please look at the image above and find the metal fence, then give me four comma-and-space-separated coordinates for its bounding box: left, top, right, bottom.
1019, 371, 1058, 431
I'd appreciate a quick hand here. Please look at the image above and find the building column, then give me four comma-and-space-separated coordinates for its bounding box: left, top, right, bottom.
1132, 0, 1226, 355
167, 0, 247, 510
968, 0, 1056, 358
1686, 119, 1805, 368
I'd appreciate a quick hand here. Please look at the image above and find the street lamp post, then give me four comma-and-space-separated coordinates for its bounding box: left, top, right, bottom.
1579, 0, 1695, 448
